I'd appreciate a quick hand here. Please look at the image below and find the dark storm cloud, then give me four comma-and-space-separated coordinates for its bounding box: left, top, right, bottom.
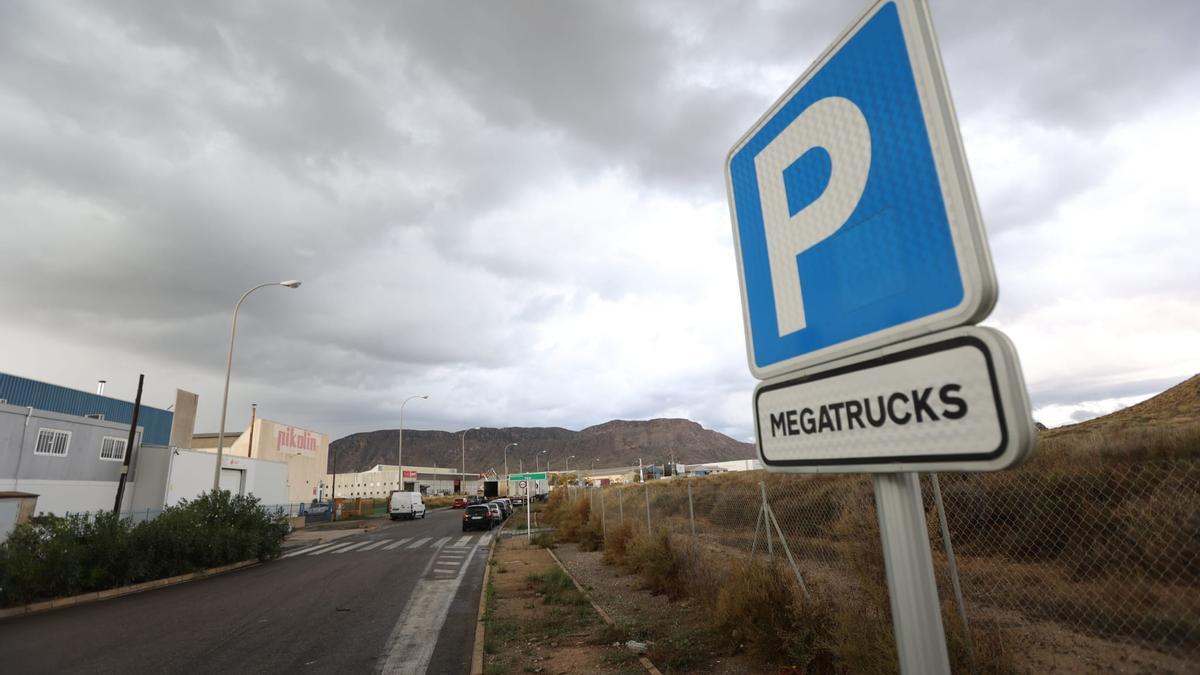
1, 0, 1197, 439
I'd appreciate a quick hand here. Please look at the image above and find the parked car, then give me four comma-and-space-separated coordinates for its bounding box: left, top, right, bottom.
304, 502, 331, 515
452, 497, 467, 509
485, 502, 504, 527
463, 504, 493, 531
389, 491, 427, 520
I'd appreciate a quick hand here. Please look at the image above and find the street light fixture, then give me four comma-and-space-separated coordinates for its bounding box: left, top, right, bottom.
461, 427, 479, 493
536, 449, 547, 473
503, 442, 519, 479
566, 455, 576, 473
213, 280, 301, 491
399, 394, 429, 491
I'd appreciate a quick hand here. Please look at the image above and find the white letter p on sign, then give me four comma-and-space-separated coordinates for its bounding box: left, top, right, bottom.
754, 96, 871, 337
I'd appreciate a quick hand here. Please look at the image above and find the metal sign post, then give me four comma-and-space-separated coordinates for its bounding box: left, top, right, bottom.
523, 480, 531, 541
725, 0, 1034, 671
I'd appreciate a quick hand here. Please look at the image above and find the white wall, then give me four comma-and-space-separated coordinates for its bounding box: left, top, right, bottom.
0, 478, 134, 515
161, 449, 290, 508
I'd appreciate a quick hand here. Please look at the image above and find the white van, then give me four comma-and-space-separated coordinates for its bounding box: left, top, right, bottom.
389, 491, 427, 520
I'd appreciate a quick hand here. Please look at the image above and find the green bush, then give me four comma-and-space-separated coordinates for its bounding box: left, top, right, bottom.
0, 490, 288, 607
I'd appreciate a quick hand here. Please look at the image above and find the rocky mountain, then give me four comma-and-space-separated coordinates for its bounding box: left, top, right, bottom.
328, 418, 755, 475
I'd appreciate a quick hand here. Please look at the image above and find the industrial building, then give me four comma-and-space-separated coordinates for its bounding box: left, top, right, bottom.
192, 417, 329, 505
328, 464, 481, 499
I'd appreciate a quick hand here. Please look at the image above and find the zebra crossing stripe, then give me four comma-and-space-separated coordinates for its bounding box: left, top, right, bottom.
454, 536, 472, 547
383, 538, 413, 550
319, 541, 359, 555
407, 537, 431, 549
477, 534, 492, 546
333, 541, 371, 554
359, 540, 389, 552
282, 543, 333, 558
432, 536, 451, 548
305, 542, 351, 556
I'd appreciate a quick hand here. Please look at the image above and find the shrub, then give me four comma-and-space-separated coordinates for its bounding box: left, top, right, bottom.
710, 558, 836, 667
0, 490, 288, 607
625, 531, 688, 599
530, 531, 555, 548
602, 522, 635, 566
535, 567, 587, 605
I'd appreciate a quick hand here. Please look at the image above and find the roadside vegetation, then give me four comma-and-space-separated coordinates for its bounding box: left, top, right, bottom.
483, 537, 641, 674
0, 490, 288, 608
535, 415, 1200, 672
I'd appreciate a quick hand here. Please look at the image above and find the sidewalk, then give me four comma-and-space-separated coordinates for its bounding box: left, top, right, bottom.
282, 518, 387, 551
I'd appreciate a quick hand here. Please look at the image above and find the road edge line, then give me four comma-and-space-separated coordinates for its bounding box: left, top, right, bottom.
0, 559, 261, 621
547, 547, 664, 675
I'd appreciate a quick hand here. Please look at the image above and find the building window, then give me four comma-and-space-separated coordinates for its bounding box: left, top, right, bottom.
35, 428, 71, 457
100, 436, 127, 462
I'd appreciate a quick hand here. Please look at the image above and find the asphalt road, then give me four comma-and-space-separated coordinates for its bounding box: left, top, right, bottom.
0, 508, 492, 674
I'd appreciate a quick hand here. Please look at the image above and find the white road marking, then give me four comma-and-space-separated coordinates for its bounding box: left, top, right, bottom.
359, 540, 389, 552
454, 536, 472, 547
407, 537, 431, 549
477, 534, 492, 546
376, 540, 481, 674
281, 543, 333, 558
315, 542, 358, 555
432, 536, 451, 548
383, 538, 413, 550
333, 541, 370, 554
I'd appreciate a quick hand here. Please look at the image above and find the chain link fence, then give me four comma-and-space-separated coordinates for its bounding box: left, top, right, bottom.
574, 449, 1199, 671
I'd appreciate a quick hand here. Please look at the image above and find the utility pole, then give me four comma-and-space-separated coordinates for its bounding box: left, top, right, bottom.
112, 374, 143, 515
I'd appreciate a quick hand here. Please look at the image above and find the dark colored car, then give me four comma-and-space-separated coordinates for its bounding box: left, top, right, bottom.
453, 497, 467, 509
462, 504, 493, 531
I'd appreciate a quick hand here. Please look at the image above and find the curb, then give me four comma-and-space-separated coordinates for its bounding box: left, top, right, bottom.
471, 520, 506, 675
0, 559, 261, 621
548, 547, 663, 675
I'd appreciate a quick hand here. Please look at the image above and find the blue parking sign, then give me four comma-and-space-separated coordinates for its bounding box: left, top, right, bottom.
727, 0, 996, 379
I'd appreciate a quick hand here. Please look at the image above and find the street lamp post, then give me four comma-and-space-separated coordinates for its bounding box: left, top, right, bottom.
212, 280, 301, 491
399, 394, 429, 492
503, 442, 519, 479
461, 427, 479, 494
566, 455, 576, 473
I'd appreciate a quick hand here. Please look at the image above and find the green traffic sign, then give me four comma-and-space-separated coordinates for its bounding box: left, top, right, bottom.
507, 472, 547, 481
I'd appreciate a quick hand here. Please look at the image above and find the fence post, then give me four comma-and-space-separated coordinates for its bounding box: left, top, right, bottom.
619, 487, 624, 524
931, 473, 976, 675
600, 487, 607, 543
644, 481, 653, 536
145, 507, 150, 523
687, 482, 697, 549
760, 481, 773, 555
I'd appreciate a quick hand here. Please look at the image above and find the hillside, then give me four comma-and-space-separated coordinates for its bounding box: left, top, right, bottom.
1041, 373, 1200, 441
328, 418, 755, 474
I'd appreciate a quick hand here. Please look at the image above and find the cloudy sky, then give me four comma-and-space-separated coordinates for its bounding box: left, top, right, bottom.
2, 0, 1197, 442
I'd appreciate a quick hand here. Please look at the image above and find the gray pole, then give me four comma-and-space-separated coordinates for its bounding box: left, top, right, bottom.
931, 473, 976, 674
644, 480, 652, 536
213, 281, 300, 491
874, 472, 951, 674
398, 394, 428, 492
687, 482, 697, 549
